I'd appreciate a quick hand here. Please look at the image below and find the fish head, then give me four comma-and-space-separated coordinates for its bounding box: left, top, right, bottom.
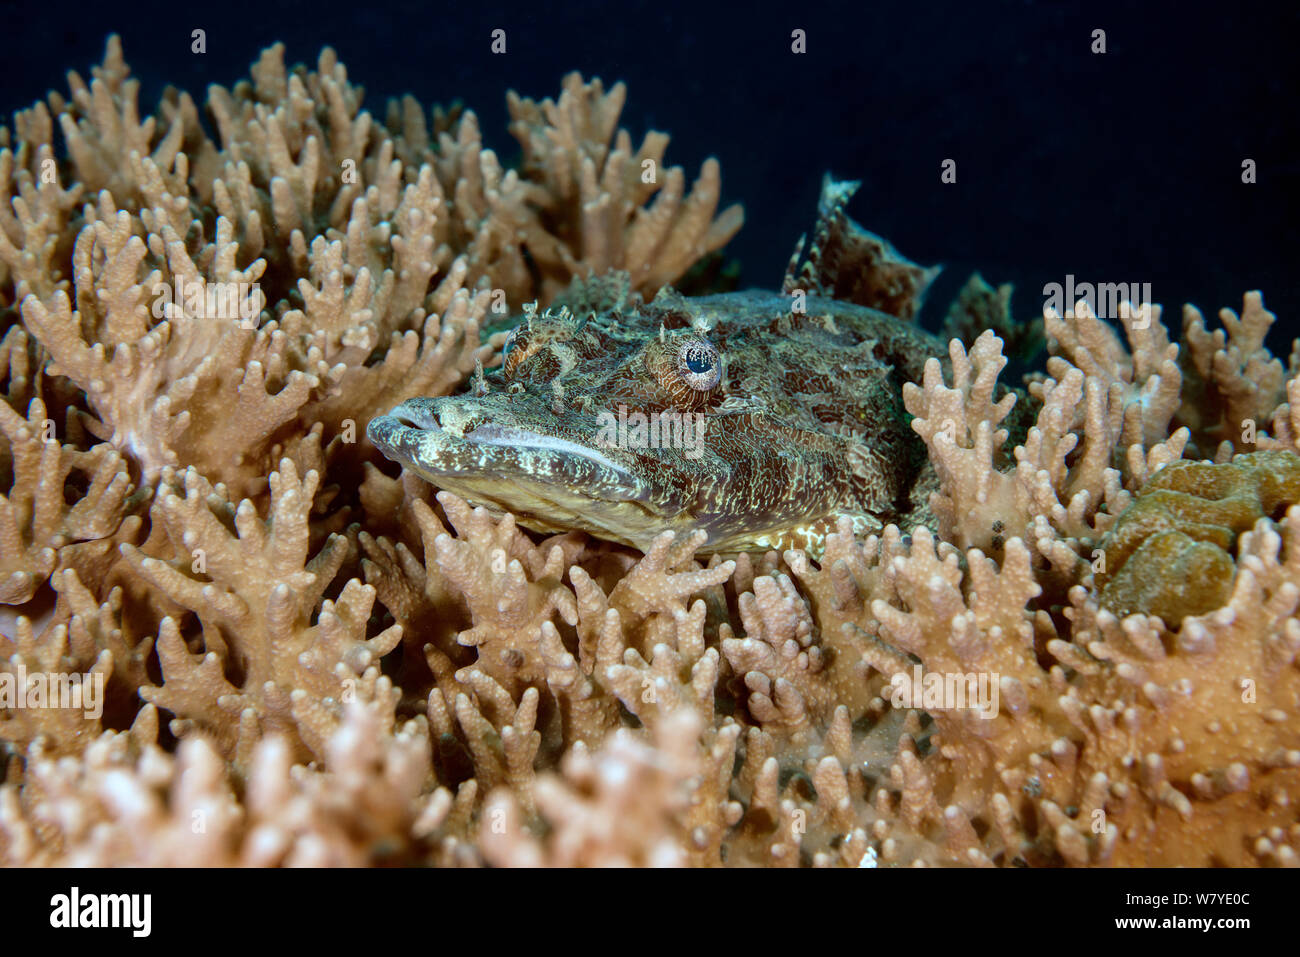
367, 303, 734, 549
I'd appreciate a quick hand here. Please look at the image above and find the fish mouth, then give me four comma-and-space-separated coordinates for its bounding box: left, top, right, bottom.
370, 397, 640, 486
367, 397, 665, 540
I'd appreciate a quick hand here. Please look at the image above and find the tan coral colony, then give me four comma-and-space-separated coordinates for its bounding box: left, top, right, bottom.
1, 37, 1298, 867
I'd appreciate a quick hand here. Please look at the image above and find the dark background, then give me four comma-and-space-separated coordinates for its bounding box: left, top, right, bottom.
3, 0, 1296, 338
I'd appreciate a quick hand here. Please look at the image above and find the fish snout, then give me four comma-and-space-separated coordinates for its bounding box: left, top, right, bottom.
380, 397, 444, 431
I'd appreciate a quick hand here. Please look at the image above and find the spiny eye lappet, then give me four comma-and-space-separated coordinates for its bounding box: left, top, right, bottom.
368, 177, 971, 554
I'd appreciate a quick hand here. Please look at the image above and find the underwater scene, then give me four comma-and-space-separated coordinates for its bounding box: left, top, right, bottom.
0, 0, 1297, 884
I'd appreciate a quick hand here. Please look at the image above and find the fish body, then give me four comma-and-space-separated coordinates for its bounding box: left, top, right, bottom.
368, 287, 946, 553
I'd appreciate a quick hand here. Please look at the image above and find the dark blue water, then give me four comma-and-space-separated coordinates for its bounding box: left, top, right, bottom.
5, 0, 1296, 340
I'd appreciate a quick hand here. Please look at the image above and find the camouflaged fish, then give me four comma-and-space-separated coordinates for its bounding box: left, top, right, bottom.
368, 177, 952, 554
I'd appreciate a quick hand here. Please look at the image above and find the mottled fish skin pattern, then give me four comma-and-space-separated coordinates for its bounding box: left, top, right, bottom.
367, 288, 947, 554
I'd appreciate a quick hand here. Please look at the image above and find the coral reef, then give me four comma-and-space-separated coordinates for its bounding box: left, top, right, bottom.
3, 38, 1299, 868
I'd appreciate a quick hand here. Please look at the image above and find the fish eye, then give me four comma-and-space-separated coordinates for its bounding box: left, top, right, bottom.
677, 339, 720, 391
